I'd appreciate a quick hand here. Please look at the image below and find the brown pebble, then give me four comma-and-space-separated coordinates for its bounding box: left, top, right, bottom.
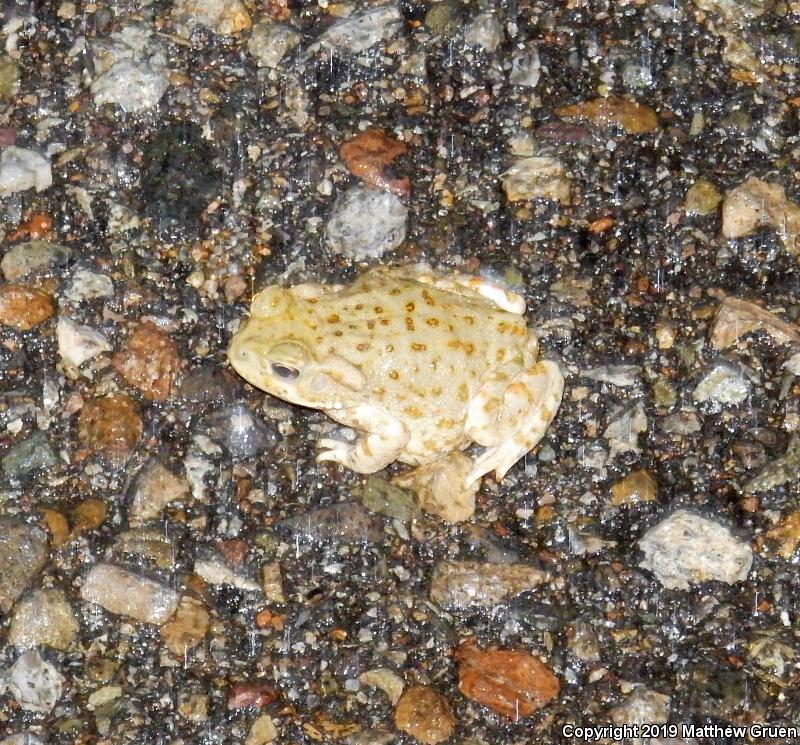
0, 284, 55, 330
112, 321, 183, 401
610, 469, 658, 507
76, 393, 143, 465
456, 641, 559, 719
71, 498, 108, 537
394, 684, 455, 745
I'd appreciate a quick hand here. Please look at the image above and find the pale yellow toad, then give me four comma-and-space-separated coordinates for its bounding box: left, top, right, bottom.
228, 265, 563, 486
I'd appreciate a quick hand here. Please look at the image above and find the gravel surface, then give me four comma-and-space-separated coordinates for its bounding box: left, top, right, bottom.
0, 0, 799, 743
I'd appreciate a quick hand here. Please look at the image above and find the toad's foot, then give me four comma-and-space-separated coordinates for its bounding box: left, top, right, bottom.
465, 360, 564, 485
316, 405, 409, 473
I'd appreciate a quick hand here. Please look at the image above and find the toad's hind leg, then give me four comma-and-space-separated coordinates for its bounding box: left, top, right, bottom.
415, 271, 526, 315
464, 360, 564, 485
317, 405, 410, 474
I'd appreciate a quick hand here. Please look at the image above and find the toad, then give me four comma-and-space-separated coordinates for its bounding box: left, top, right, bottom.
228, 265, 563, 486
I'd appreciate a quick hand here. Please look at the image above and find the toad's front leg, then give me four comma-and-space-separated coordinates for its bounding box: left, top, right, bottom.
465, 360, 564, 485
317, 405, 410, 474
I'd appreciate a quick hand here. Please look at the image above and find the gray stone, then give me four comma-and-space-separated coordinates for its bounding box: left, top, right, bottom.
325, 185, 407, 259
0, 147, 52, 195
429, 561, 549, 610
509, 47, 541, 87
581, 364, 640, 387
464, 11, 504, 52
310, 5, 402, 54
1, 240, 71, 281
80, 563, 180, 624
276, 502, 384, 544
8, 589, 79, 650
638, 510, 753, 590
0, 520, 49, 613
8, 649, 64, 713
609, 687, 670, 727
65, 268, 114, 303
247, 21, 299, 68
1, 431, 59, 479
91, 25, 169, 112
604, 401, 648, 458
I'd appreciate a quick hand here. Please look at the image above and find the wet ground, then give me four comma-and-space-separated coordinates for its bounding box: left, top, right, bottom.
0, 0, 799, 743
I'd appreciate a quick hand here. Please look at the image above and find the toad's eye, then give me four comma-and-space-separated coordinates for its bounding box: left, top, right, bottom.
270, 363, 300, 380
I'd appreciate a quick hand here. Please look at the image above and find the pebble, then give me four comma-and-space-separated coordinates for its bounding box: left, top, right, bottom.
7, 649, 64, 713
509, 47, 542, 87
129, 460, 190, 525
710, 296, 800, 349
0, 56, 19, 100
721, 177, 800, 254
429, 560, 549, 610
56, 316, 111, 369
684, 179, 722, 216
246, 21, 300, 68
159, 596, 210, 655
0, 735, 46, 745
227, 681, 278, 710
456, 642, 559, 719
65, 268, 114, 303
392, 451, 478, 523
0, 147, 52, 195
245, 715, 279, 745
604, 401, 647, 457
360, 475, 421, 522
1, 240, 71, 281
359, 668, 404, 705
90, 26, 169, 112
555, 97, 659, 134
744, 437, 800, 493
693, 363, 751, 406
339, 128, 410, 197
0, 521, 49, 613
1, 430, 59, 478
8, 588, 79, 650
609, 687, 670, 726
393, 685, 455, 745
194, 554, 261, 591
172, 0, 252, 36
581, 364, 640, 387
501, 156, 571, 204
0, 284, 55, 330
610, 469, 658, 507
660, 409, 702, 435
276, 502, 384, 544
200, 403, 277, 458
113, 529, 177, 570
765, 512, 800, 559
80, 563, 180, 624
310, 5, 402, 54
464, 11, 504, 52
325, 184, 407, 259
260, 562, 286, 603
638, 510, 753, 590
112, 321, 183, 401
76, 393, 143, 465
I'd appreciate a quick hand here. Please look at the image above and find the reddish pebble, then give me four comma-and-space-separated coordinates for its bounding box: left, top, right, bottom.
227, 681, 278, 710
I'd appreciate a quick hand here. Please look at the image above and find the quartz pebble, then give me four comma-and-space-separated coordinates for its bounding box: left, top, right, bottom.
247, 21, 299, 68
8, 650, 64, 713
0, 147, 52, 195
501, 156, 571, 204
172, 0, 252, 36
638, 510, 753, 590
325, 184, 407, 259
57, 316, 111, 368
310, 5, 402, 54
80, 563, 180, 624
